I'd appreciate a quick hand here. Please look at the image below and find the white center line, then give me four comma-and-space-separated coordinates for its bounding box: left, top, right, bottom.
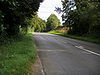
75, 46, 100, 56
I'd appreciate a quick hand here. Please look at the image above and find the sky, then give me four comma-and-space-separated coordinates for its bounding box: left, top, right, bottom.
38, 0, 62, 23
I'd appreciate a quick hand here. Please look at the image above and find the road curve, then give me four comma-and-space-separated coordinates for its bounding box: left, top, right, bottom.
33, 33, 100, 75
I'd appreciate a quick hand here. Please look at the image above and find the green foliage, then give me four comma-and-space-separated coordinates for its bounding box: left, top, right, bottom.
46, 14, 61, 31
48, 31, 100, 44
32, 15, 46, 32
57, 0, 100, 37
0, 0, 43, 36
23, 15, 46, 32
0, 34, 37, 75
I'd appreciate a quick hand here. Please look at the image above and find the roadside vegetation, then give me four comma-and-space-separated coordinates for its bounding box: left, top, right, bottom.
55, 0, 100, 37
0, 0, 43, 75
49, 31, 100, 44
53, 0, 100, 44
0, 33, 37, 75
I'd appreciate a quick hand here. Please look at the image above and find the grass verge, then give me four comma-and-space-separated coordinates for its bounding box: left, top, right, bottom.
48, 31, 100, 44
0, 33, 37, 75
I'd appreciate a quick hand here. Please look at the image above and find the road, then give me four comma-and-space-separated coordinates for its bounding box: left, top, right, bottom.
33, 33, 100, 75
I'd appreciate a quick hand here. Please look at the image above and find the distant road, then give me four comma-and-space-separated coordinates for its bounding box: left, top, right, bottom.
33, 33, 100, 75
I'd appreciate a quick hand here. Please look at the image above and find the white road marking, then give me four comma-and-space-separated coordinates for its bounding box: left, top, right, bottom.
75, 46, 100, 56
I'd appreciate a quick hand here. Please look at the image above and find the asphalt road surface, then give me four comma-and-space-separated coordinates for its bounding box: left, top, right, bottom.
33, 33, 100, 75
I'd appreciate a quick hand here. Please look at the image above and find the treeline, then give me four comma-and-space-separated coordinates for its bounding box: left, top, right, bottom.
24, 14, 61, 32
0, 0, 61, 38
0, 0, 43, 37
56, 0, 100, 38
24, 15, 46, 32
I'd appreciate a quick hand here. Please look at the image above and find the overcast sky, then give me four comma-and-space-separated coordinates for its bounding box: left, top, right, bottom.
38, 0, 62, 23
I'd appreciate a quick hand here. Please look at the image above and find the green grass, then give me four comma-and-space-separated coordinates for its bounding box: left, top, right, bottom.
0, 33, 37, 75
48, 31, 100, 44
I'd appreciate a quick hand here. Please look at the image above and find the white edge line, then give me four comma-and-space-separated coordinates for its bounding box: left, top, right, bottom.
75, 46, 100, 57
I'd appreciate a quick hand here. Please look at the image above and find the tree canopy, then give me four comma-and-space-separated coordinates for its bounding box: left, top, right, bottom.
31, 15, 46, 32
56, 0, 100, 37
0, 0, 43, 36
46, 14, 61, 31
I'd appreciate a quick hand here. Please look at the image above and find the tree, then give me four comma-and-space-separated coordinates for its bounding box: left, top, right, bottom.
0, 0, 43, 36
31, 15, 46, 32
74, 0, 100, 36
56, 0, 100, 37
46, 14, 61, 31
23, 15, 46, 32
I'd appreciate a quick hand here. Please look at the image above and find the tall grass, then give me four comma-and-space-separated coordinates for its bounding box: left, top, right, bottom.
0, 34, 37, 75
48, 31, 100, 44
